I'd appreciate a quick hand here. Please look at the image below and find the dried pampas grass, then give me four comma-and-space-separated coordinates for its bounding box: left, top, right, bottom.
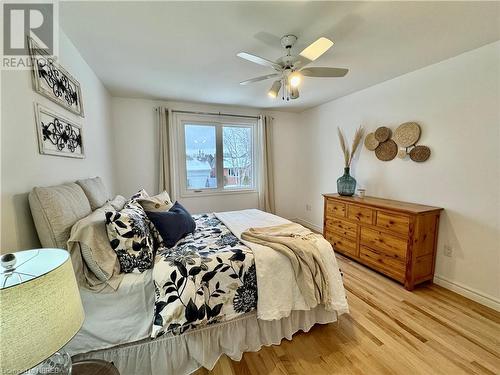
337, 128, 350, 167
337, 126, 364, 167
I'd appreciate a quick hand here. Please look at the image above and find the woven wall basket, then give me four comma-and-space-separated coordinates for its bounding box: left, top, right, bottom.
393, 122, 421, 147
397, 149, 408, 159
374, 126, 392, 142
409, 145, 431, 162
364, 133, 379, 151
375, 139, 398, 161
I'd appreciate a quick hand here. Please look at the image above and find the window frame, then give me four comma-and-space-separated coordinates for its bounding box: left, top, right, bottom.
174, 113, 258, 198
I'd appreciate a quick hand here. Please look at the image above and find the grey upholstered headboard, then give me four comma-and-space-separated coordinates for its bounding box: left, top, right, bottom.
28, 177, 109, 249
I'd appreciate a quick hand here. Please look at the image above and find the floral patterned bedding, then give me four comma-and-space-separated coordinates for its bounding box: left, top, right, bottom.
151, 214, 257, 338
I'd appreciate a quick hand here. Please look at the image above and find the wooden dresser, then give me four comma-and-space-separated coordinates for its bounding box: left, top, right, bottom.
323, 194, 442, 290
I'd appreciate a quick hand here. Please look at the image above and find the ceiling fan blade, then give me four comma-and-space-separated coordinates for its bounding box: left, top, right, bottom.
299, 37, 334, 62
237, 52, 282, 70
240, 73, 280, 85
301, 67, 349, 77
293, 55, 312, 69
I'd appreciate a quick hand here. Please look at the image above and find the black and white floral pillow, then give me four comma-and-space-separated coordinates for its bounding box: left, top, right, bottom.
105, 200, 154, 273
130, 189, 149, 201
130, 189, 165, 251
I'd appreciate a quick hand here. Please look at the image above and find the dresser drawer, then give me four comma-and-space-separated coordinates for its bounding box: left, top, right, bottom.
360, 227, 407, 260
347, 204, 373, 224
325, 199, 345, 218
325, 217, 357, 240
359, 246, 405, 282
325, 232, 357, 257
376, 211, 409, 235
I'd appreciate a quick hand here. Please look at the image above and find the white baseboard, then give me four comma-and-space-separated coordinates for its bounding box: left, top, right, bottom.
291, 217, 323, 233
433, 275, 500, 311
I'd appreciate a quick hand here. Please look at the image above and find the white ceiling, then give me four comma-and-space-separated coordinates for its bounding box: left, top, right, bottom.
60, 1, 500, 112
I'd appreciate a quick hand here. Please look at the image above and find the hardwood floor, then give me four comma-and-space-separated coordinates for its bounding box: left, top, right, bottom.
195, 254, 500, 375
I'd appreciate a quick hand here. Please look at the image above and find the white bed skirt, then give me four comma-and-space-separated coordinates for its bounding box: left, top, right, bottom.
73, 305, 339, 375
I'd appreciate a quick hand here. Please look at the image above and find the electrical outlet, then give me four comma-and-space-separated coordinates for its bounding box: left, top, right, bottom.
443, 244, 453, 257
305, 204, 312, 212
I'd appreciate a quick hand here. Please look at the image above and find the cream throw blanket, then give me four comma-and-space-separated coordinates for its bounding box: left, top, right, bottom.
67, 202, 123, 292
242, 223, 332, 310
215, 209, 349, 321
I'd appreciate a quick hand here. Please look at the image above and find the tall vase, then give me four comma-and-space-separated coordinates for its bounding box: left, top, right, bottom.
337, 167, 356, 196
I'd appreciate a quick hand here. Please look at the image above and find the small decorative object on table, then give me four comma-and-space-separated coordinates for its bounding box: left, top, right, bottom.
336, 126, 364, 196
357, 188, 366, 198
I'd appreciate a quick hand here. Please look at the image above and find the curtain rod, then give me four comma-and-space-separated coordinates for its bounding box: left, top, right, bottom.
170, 109, 260, 120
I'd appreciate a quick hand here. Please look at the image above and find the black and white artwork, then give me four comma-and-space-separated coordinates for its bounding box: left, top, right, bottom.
28, 37, 85, 117
34, 104, 85, 158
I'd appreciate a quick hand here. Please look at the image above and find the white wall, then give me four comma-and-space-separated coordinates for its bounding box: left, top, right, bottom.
110, 98, 300, 217
0, 32, 115, 251
294, 42, 500, 308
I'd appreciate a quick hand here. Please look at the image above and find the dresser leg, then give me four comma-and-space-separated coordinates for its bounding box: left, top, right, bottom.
404, 280, 415, 291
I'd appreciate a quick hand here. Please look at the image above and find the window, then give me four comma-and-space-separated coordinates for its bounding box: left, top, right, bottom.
184, 124, 217, 189
176, 114, 257, 196
223, 126, 253, 189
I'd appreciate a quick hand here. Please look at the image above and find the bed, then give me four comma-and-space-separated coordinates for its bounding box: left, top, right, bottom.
29, 179, 348, 375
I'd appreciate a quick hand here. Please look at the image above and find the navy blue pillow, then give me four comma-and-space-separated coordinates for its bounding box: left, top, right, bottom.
146, 202, 196, 248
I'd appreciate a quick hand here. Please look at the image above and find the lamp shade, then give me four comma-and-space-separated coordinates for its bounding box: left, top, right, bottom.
0, 249, 84, 375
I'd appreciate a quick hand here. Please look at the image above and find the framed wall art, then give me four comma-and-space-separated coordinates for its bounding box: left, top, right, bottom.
34, 103, 85, 159
28, 37, 85, 117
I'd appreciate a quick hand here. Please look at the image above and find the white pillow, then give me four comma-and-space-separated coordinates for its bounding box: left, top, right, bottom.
109, 195, 127, 211
76, 177, 110, 210
138, 191, 173, 212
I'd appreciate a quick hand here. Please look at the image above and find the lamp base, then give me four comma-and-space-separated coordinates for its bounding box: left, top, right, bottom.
28, 349, 72, 375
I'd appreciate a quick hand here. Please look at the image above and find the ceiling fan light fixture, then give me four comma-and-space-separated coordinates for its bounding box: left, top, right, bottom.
237, 34, 347, 102
299, 37, 334, 61
268, 80, 282, 98
289, 71, 302, 88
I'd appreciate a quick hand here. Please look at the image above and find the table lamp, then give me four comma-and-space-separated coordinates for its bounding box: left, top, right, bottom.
0, 248, 84, 375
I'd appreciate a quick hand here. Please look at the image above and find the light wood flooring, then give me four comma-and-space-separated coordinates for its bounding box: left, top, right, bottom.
195, 254, 500, 375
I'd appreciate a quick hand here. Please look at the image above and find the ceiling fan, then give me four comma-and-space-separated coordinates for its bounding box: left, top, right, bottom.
238, 35, 348, 101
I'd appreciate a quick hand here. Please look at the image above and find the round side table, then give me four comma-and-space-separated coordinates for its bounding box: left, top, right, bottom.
72, 359, 120, 375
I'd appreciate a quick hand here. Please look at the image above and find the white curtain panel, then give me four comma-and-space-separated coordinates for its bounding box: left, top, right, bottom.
258, 115, 275, 214
157, 107, 174, 198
